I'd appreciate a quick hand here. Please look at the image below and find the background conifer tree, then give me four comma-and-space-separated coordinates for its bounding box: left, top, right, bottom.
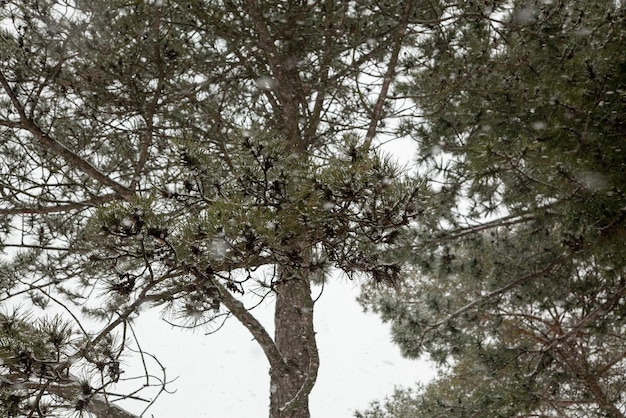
359, 1, 626, 417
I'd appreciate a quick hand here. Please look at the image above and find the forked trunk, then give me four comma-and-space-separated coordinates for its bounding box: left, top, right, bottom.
269, 268, 319, 418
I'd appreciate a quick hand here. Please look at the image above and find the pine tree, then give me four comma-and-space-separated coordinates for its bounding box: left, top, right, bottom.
359, 1, 626, 417
0, 1, 428, 416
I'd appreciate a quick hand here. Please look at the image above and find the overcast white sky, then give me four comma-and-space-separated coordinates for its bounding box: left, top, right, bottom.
126, 277, 433, 417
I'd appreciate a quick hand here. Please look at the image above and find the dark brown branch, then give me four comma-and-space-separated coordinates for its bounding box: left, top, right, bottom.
2, 374, 138, 418
362, 1, 414, 151
87, 271, 175, 349
68, 387, 139, 418
0, 244, 77, 251
131, 8, 165, 190
0, 70, 28, 120
549, 282, 626, 347
243, 0, 307, 151
0, 70, 136, 201
0, 194, 121, 215
0, 119, 22, 128
556, 342, 626, 418
189, 266, 287, 372
23, 121, 136, 201
303, 1, 335, 142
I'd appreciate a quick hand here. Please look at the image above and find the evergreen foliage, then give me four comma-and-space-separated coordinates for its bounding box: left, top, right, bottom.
0, 1, 427, 416
359, 1, 626, 417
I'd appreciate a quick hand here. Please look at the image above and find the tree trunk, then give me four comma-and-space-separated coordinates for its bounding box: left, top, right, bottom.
196, 263, 320, 418
269, 267, 319, 418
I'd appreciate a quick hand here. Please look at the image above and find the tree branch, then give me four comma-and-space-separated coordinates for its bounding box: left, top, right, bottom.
22, 120, 136, 201
131, 8, 165, 190
0, 119, 22, 128
362, 1, 414, 151
0, 70, 136, 202
189, 266, 287, 371
426, 254, 572, 331
0, 194, 121, 215
426, 211, 540, 245
2, 374, 138, 418
555, 343, 626, 418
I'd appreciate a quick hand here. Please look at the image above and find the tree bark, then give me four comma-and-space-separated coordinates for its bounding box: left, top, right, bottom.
191, 263, 319, 418
269, 267, 319, 418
